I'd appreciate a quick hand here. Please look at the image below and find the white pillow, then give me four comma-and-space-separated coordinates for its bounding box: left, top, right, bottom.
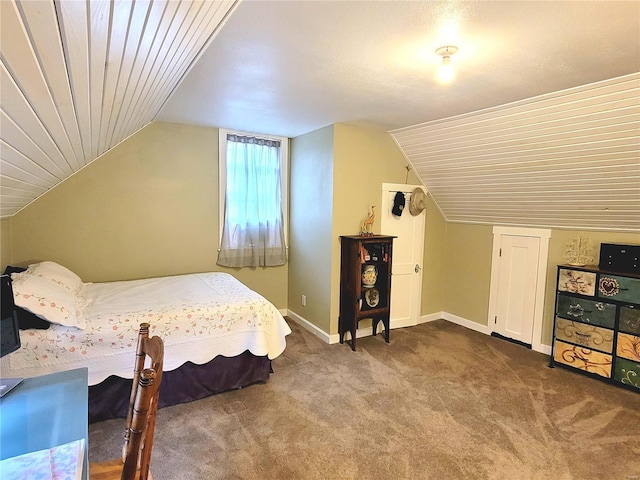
26, 261, 83, 294
11, 272, 85, 329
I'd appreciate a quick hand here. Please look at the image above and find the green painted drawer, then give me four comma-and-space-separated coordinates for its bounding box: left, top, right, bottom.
597, 274, 640, 304
613, 357, 640, 390
554, 318, 613, 353
620, 305, 640, 335
555, 293, 616, 329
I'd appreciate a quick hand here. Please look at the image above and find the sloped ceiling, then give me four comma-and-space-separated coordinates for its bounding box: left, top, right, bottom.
0, 0, 238, 218
391, 74, 640, 232
1, 0, 639, 232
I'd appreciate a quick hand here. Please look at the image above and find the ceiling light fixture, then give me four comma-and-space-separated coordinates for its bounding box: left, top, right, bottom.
435, 45, 458, 83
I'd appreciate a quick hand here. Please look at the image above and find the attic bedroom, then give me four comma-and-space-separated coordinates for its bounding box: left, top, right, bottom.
0, 1, 639, 479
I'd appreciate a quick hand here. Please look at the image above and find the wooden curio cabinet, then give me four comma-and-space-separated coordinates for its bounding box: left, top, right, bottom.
339, 235, 395, 351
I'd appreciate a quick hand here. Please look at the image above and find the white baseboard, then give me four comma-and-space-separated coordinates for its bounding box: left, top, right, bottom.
284, 309, 552, 355
286, 309, 397, 345
285, 309, 334, 344
537, 343, 552, 355
418, 312, 445, 324
441, 312, 492, 335
441, 312, 552, 355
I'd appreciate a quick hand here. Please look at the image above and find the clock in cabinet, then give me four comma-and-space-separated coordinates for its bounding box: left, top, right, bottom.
339, 235, 395, 351
550, 264, 640, 393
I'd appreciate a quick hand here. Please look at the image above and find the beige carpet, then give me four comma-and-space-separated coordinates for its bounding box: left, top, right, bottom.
89, 319, 640, 479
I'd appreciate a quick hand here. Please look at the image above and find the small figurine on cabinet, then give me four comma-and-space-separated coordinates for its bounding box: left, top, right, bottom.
361, 205, 376, 236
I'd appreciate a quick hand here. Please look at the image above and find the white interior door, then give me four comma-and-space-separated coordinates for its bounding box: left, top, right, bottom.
495, 235, 539, 345
488, 227, 551, 350
381, 183, 425, 329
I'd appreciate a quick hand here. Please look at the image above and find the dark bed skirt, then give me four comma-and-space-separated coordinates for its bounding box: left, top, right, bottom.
88, 350, 272, 423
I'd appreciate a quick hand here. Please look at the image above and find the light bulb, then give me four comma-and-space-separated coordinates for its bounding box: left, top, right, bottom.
438, 56, 454, 82
435, 46, 458, 83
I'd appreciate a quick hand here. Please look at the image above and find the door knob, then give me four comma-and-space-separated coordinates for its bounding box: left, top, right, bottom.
415, 264, 421, 273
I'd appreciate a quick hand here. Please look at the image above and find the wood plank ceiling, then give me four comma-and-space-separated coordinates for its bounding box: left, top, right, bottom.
391, 74, 640, 232
0, 0, 238, 218
1, 1, 638, 233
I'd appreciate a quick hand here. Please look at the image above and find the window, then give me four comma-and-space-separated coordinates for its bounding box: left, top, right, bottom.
217, 129, 288, 267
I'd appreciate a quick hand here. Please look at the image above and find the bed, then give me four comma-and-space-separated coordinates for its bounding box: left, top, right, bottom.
0, 261, 291, 422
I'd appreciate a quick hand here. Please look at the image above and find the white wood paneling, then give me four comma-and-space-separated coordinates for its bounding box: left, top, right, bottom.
1, 0, 637, 232
0, 0, 239, 218
391, 74, 640, 232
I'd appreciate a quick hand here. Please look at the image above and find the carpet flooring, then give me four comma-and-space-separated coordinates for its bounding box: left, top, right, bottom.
89, 319, 640, 479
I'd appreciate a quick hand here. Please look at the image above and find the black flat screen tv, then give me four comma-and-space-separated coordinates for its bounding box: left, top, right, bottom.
1, 275, 21, 357
1, 314, 20, 357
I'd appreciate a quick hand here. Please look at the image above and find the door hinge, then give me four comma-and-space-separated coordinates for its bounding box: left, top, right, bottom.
494, 315, 497, 324
499, 248, 502, 257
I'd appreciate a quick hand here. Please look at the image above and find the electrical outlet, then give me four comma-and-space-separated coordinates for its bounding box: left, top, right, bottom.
301, 295, 307, 307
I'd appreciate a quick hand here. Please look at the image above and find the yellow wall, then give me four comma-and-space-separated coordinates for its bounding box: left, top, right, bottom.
437, 223, 640, 347
289, 125, 335, 332
421, 195, 446, 315
288, 122, 447, 335
4, 119, 638, 348
442, 223, 495, 323
7, 121, 288, 308
331, 123, 423, 335
0, 218, 11, 271
289, 122, 425, 335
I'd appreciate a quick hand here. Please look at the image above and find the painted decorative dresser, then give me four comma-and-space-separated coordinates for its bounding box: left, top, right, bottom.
550, 264, 640, 392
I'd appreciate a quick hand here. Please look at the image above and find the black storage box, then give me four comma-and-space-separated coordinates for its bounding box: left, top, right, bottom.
599, 243, 640, 274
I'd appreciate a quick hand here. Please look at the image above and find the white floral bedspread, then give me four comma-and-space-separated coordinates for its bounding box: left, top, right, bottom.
1, 272, 291, 385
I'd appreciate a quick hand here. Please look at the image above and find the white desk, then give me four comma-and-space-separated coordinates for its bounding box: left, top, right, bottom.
0, 368, 89, 479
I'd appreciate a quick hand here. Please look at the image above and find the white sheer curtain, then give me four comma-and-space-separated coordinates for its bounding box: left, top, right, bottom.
217, 134, 287, 267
